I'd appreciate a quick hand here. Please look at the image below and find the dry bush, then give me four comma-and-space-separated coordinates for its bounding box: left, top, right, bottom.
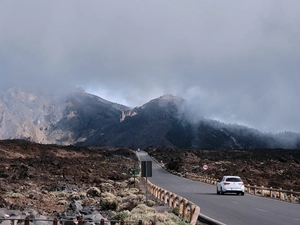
57, 200, 68, 205
117, 188, 139, 197
49, 191, 68, 198
5, 192, 25, 198
145, 200, 155, 207
100, 192, 120, 210
128, 204, 191, 225
70, 191, 81, 200
86, 187, 101, 197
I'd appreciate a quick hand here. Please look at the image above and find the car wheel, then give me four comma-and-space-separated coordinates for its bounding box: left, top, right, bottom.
220, 188, 224, 195
241, 192, 244, 196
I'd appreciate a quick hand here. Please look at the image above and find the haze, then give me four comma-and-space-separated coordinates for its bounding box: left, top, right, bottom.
0, 0, 299, 133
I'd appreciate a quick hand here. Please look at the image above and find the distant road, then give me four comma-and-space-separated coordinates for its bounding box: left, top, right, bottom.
138, 151, 300, 225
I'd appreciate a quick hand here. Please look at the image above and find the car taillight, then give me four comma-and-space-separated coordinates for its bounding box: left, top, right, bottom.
239, 182, 244, 185
223, 182, 230, 185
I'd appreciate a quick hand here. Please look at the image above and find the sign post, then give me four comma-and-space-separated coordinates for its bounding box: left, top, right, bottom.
133, 162, 139, 188
128, 162, 140, 188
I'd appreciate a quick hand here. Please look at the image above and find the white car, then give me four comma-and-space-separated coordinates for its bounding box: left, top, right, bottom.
217, 176, 245, 195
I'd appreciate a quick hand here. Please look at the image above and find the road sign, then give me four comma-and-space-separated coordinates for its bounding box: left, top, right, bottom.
141, 161, 152, 177
141, 161, 152, 204
203, 164, 208, 171
130, 170, 139, 175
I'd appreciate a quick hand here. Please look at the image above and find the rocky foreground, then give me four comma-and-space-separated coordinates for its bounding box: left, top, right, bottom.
2, 140, 299, 225
0, 140, 195, 225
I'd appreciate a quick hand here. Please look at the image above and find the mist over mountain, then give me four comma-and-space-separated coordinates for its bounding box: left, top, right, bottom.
0, 87, 299, 149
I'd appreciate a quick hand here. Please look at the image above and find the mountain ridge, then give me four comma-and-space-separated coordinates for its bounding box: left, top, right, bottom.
0, 87, 299, 149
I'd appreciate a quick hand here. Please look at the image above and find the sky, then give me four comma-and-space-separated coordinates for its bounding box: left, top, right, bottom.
0, 0, 300, 133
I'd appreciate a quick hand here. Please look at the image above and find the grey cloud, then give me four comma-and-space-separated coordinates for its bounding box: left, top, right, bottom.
0, 0, 300, 133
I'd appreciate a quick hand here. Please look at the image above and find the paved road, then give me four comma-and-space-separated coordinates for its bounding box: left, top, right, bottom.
138, 151, 300, 225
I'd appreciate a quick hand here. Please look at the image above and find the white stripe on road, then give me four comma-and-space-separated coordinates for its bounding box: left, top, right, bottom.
231, 201, 239, 204
256, 208, 268, 213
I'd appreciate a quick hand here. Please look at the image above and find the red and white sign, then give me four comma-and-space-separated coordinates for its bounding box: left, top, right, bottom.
202, 164, 209, 170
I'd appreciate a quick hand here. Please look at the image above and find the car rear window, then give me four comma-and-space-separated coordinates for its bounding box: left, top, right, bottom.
226, 177, 242, 182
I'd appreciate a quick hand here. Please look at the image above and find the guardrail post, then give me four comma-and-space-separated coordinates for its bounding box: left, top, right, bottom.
78, 218, 83, 225
172, 195, 177, 208
100, 219, 105, 225
164, 191, 168, 205
190, 205, 200, 225
138, 220, 143, 225
190, 204, 195, 222
25, 217, 29, 225
254, 185, 257, 195
261, 186, 264, 196
168, 192, 173, 207
290, 189, 293, 201
120, 220, 124, 225
162, 189, 165, 202
178, 196, 183, 215
183, 198, 189, 219
53, 218, 58, 225
158, 187, 162, 200
270, 187, 273, 198
279, 188, 284, 200
247, 185, 250, 193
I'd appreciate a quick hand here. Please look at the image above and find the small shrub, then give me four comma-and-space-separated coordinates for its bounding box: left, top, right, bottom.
111, 211, 129, 225
57, 200, 68, 205
118, 195, 139, 211
117, 188, 139, 197
6, 192, 25, 198
70, 192, 81, 200
86, 187, 101, 197
49, 191, 68, 198
146, 200, 155, 207
101, 183, 114, 189
101, 197, 118, 210
172, 206, 179, 215
131, 204, 156, 214
101, 192, 117, 199
128, 178, 139, 185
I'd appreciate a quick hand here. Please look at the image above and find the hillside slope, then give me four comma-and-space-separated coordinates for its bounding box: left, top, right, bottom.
0, 88, 299, 149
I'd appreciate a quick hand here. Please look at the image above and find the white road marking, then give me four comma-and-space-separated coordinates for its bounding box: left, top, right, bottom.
256, 208, 268, 213
231, 201, 239, 204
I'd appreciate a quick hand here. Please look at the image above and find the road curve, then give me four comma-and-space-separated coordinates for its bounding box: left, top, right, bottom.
138, 151, 300, 225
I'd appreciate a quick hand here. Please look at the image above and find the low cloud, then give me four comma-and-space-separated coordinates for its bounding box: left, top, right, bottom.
0, 0, 300, 133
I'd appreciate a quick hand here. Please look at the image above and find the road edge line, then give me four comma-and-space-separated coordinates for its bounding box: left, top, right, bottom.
198, 214, 227, 225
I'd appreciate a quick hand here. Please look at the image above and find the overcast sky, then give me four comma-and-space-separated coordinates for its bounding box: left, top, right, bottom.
1, 0, 300, 133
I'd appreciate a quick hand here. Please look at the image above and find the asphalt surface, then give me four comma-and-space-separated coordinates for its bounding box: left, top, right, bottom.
138, 151, 300, 225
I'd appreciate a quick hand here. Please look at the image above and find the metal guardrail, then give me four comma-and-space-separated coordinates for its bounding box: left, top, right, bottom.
142, 177, 200, 225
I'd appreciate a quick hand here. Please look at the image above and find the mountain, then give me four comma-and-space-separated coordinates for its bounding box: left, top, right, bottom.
0, 87, 299, 149
0, 87, 128, 145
